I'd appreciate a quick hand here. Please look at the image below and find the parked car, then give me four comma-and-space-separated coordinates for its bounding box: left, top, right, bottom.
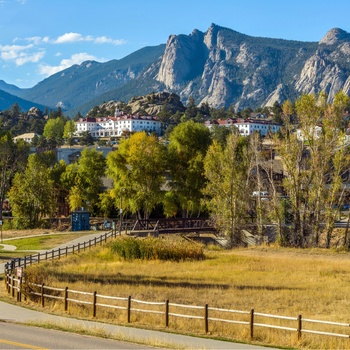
252, 191, 269, 200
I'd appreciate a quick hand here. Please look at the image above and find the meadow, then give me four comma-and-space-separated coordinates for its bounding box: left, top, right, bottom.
16, 236, 350, 350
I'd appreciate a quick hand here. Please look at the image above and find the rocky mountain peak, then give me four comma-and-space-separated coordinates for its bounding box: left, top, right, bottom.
204, 23, 221, 49
319, 28, 350, 45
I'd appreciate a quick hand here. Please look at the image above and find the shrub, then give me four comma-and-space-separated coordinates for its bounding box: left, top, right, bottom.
110, 237, 204, 261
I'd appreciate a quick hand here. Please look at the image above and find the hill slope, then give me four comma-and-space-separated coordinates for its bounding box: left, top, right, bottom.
4, 25, 350, 115
0, 89, 47, 112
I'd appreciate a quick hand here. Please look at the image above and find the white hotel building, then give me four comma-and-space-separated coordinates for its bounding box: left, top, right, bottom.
75, 110, 163, 138
205, 118, 280, 136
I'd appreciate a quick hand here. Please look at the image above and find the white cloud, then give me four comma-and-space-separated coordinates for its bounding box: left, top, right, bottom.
53, 32, 126, 45
0, 43, 33, 56
0, 44, 44, 66
54, 32, 85, 44
38, 52, 103, 77
15, 50, 45, 65
25, 36, 50, 45
94, 36, 126, 45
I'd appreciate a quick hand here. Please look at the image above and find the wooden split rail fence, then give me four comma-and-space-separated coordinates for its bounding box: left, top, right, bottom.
4, 230, 118, 272
4, 230, 350, 343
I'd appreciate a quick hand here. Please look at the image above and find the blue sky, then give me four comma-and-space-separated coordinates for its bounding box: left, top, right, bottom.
1, 0, 350, 88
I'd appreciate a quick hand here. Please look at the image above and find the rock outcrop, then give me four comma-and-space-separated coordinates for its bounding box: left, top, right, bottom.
156, 24, 350, 109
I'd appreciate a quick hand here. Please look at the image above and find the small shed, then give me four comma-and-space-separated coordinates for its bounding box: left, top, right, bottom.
71, 210, 90, 231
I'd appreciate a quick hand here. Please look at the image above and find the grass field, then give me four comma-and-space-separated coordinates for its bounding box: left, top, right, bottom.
16, 238, 350, 350
0, 230, 95, 262
1, 233, 85, 250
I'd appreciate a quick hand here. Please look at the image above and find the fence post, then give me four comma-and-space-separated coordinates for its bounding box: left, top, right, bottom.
66, 246, 68, 257
204, 304, 209, 334
58, 248, 61, 259
127, 296, 131, 323
250, 309, 254, 340
24, 257, 26, 269
30, 255, 32, 265
45, 251, 48, 261
297, 314, 302, 340
41, 283, 45, 307
19, 277, 23, 302
16, 277, 19, 301
38, 253, 40, 264
52, 250, 54, 260
64, 287, 68, 311
93, 291, 97, 318
6, 274, 8, 293
165, 300, 169, 327
11, 276, 14, 297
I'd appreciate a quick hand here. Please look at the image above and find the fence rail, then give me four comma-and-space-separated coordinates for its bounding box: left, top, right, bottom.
5, 273, 350, 342
3, 229, 350, 344
4, 230, 117, 272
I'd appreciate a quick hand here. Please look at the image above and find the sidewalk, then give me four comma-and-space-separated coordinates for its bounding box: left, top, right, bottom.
0, 301, 270, 349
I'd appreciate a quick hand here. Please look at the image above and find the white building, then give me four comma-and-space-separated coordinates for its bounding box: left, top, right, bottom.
296, 126, 322, 141
75, 110, 163, 138
13, 132, 39, 144
205, 118, 280, 136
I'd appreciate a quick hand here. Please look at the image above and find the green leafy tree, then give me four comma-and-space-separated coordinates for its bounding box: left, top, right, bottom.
43, 117, 66, 146
10, 102, 21, 117
29, 117, 45, 135
203, 132, 251, 245
0, 134, 29, 219
61, 148, 106, 214
73, 112, 83, 122
79, 131, 94, 146
63, 120, 76, 145
106, 131, 167, 219
184, 96, 199, 120
210, 125, 237, 147
167, 121, 211, 217
8, 153, 55, 228
271, 101, 283, 123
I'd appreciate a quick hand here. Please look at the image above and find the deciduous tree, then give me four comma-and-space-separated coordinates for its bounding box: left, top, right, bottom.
203, 132, 251, 245
106, 131, 167, 219
8, 153, 54, 228
0, 134, 29, 220
61, 148, 106, 214
167, 121, 211, 217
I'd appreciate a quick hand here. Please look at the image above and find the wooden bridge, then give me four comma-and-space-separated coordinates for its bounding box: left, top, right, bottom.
129, 218, 217, 234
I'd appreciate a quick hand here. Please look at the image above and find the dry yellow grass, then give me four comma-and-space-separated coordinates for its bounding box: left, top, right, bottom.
15, 242, 350, 349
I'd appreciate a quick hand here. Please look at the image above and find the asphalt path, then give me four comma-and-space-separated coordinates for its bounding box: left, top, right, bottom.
0, 322, 152, 349
0, 231, 273, 349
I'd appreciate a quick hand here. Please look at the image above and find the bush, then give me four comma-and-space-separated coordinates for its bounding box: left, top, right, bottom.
110, 237, 204, 261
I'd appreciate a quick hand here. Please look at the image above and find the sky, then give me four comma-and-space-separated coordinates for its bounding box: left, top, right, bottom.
1, 0, 350, 89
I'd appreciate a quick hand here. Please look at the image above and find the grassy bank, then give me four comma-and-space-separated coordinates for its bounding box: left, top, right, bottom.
16, 239, 350, 349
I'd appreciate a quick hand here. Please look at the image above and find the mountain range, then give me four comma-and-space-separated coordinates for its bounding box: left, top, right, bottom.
2, 24, 350, 117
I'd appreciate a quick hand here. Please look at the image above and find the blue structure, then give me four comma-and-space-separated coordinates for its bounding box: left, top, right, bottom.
71, 210, 90, 231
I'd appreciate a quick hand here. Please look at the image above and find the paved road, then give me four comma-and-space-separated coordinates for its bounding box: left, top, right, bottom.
0, 231, 272, 349
0, 322, 152, 349
0, 301, 270, 349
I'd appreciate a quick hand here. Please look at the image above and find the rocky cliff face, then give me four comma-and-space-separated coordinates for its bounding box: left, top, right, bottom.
155, 24, 350, 109
6, 24, 350, 114
295, 29, 350, 102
